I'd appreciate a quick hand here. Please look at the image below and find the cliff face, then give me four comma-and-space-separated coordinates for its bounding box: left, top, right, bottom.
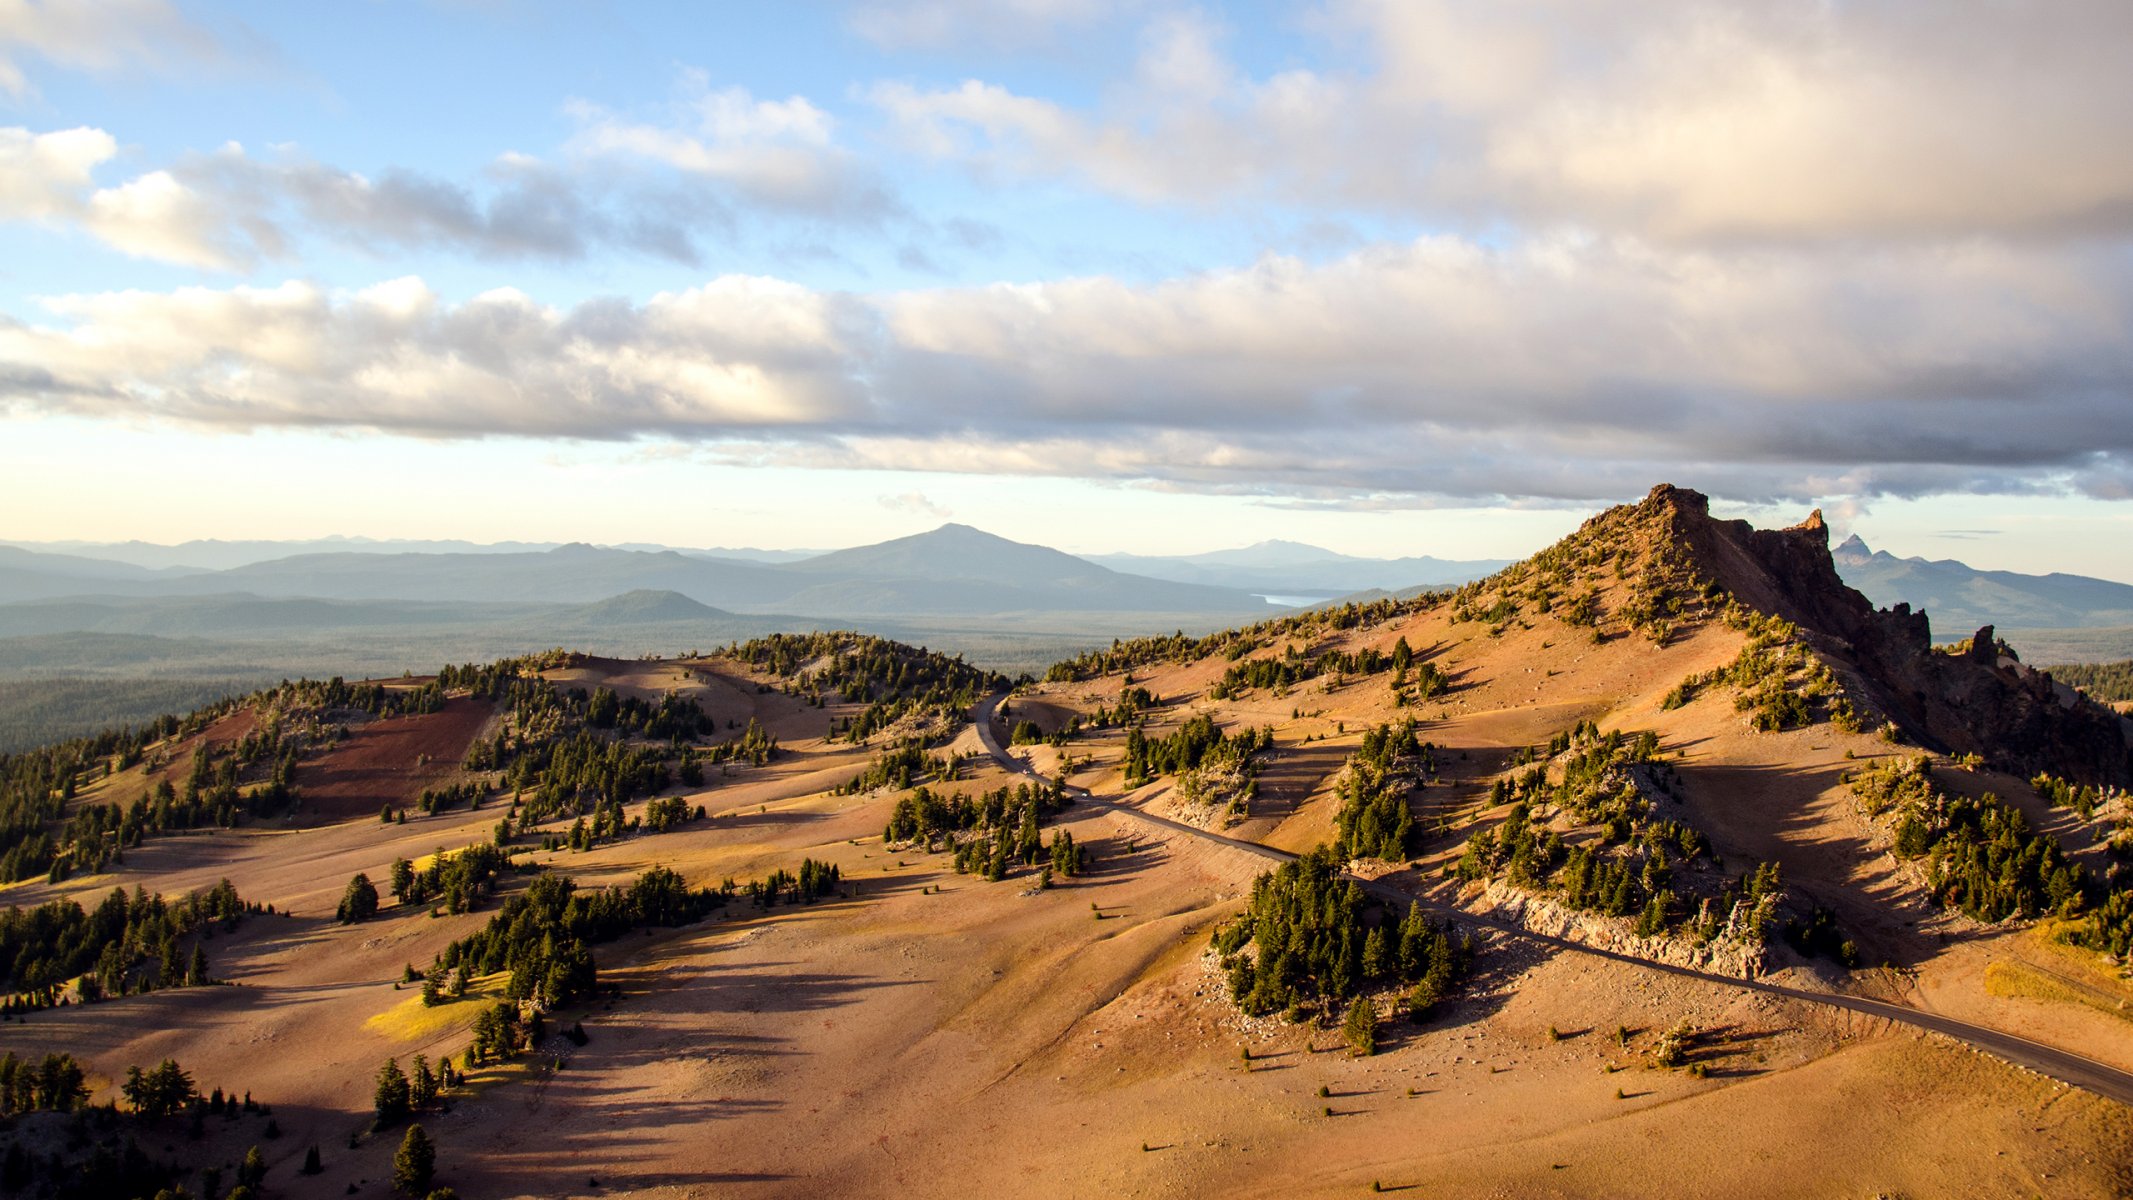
1633, 484, 2133, 785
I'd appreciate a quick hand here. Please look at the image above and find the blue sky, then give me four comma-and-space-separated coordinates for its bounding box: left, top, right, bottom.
4, 1, 2133, 575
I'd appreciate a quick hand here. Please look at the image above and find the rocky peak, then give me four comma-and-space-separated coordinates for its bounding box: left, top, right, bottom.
1577, 485, 2131, 784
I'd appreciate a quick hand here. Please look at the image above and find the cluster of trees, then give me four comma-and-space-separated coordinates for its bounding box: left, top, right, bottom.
1213, 847, 1467, 1020
881, 781, 1082, 882
1122, 716, 1272, 787
390, 843, 514, 914
0, 1053, 87, 1116
2041, 660, 2133, 704
585, 686, 710, 741
5, 710, 305, 884
882, 781, 1069, 849
1206, 636, 1449, 704
1084, 684, 1155, 730
839, 740, 959, 795
697, 717, 778, 767
1333, 721, 1434, 861
730, 632, 1008, 743
2032, 772, 2121, 821
118, 1059, 198, 1119
0, 658, 550, 887
337, 873, 381, 924
0, 1055, 282, 1199
1854, 757, 2091, 923
1914, 794, 2088, 922
1042, 595, 1435, 684
1, 879, 246, 1006
642, 795, 701, 833
1455, 725, 1781, 944
504, 726, 670, 826
259, 673, 448, 720
1666, 607, 1850, 732
373, 1054, 462, 1127
417, 779, 489, 815
434, 866, 740, 1011
757, 860, 842, 904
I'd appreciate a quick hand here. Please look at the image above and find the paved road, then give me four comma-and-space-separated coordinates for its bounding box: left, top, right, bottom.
971, 694, 2133, 1108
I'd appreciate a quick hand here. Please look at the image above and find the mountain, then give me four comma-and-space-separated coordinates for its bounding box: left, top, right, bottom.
1090, 539, 1510, 597
785, 524, 1265, 612
1832, 534, 2133, 636
0, 526, 1267, 620
0, 536, 565, 572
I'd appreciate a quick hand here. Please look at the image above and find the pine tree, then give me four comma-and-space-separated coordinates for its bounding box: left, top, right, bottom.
301, 1144, 323, 1175
1343, 998, 1379, 1057
374, 1058, 411, 1126
237, 1144, 267, 1189
187, 943, 209, 987
410, 1054, 438, 1110
393, 1123, 437, 1195
338, 873, 380, 924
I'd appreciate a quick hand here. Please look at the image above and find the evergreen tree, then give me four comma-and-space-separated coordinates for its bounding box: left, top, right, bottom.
393, 1124, 437, 1196
186, 943, 209, 986
374, 1058, 411, 1126
337, 873, 380, 924
409, 1054, 438, 1110
300, 1144, 323, 1175
1343, 997, 1379, 1056
237, 1145, 267, 1190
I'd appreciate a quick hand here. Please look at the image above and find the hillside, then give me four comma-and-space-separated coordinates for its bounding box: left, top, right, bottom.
1, 493, 2130, 1197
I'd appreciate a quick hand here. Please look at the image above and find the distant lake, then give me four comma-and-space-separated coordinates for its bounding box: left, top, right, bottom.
1257, 594, 1337, 607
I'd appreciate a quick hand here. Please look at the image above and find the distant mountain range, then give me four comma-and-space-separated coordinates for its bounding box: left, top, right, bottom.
1832, 535, 2133, 638
0, 536, 820, 572
1089, 539, 1510, 597
0, 521, 1292, 634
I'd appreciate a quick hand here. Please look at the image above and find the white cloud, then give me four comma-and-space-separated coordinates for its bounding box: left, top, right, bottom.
847, 0, 1126, 50
879, 491, 951, 518
6, 232, 2133, 504
0, 0, 236, 98
0, 124, 736, 268
84, 169, 238, 268
875, 0, 2133, 241
0, 124, 111, 217
564, 77, 891, 221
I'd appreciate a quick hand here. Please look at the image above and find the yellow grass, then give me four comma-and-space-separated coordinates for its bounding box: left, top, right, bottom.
363, 971, 508, 1042
1983, 960, 2133, 1025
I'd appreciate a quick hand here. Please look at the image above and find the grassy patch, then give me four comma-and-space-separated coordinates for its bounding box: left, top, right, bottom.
363, 971, 508, 1042
1984, 961, 2133, 1025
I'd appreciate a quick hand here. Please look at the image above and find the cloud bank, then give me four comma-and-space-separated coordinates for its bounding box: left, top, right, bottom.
6, 231, 2130, 504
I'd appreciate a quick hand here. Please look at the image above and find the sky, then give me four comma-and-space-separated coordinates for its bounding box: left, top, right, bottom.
2, 1, 2132, 574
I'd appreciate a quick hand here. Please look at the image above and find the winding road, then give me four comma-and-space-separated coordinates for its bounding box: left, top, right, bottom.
971, 694, 2133, 1108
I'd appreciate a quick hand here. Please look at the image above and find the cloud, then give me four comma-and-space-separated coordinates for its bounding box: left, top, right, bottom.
0, 274, 881, 435
7, 231, 2133, 505
875, 0, 2133, 241
564, 75, 899, 224
0, 73, 933, 269
0, 0, 242, 97
0, 126, 727, 268
847, 0, 1128, 51
0, 124, 111, 217
879, 491, 952, 518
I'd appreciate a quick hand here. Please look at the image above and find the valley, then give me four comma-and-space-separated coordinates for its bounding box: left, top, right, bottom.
3, 488, 2132, 1198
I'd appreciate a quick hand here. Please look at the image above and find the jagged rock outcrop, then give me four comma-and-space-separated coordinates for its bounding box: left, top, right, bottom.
1633, 484, 2133, 786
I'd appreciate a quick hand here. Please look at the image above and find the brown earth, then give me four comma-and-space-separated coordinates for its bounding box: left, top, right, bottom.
7, 495, 2133, 1197
298, 696, 501, 820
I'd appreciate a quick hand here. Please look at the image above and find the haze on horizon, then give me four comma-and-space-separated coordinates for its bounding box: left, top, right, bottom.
4, 2, 2133, 579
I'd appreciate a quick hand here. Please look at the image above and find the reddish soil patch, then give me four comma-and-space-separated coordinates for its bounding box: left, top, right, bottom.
141, 708, 259, 792
297, 696, 496, 821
